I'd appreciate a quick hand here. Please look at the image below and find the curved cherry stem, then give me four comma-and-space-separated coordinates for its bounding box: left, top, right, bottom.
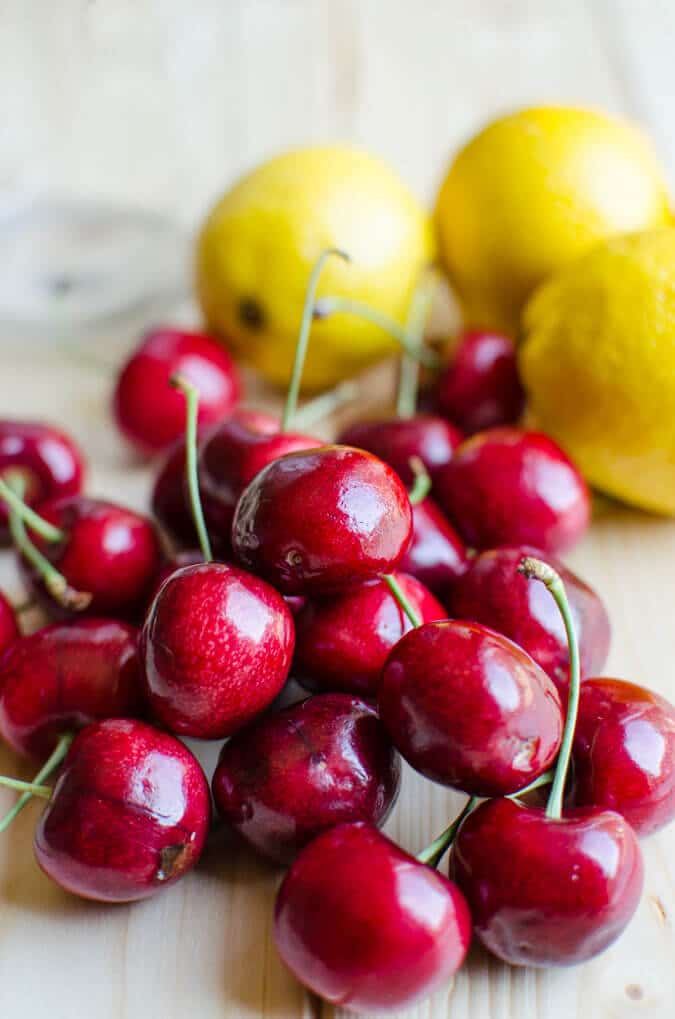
417, 796, 478, 869
313, 297, 440, 369
170, 374, 213, 563
407, 456, 432, 506
0, 732, 73, 832
506, 768, 554, 801
396, 273, 436, 419
292, 380, 359, 430
281, 249, 351, 434
518, 556, 580, 820
0, 476, 64, 543
382, 573, 422, 628
0, 777, 51, 799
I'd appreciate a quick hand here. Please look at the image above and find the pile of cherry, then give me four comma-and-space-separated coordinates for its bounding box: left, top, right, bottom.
0, 255, 674, 1016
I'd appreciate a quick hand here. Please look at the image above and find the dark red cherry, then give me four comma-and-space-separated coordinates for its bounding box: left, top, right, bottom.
435, 330, 524, 433
294, 573, 446, 697
378, 620, 563, 796
572, 678, 675, 836
0, 591, 19, 656
33, 719, 210, 902
447, 545, 610, 692
151, 436, 198, 548
451, 797, 643, 966
274, 822, 471, 1012
435, 428, 590, 554
0, 618, 143, 760
337, 414, 463, 486
232, 446, 413, 595
0, 420, 85, 542
141, 562, 295, 739
397, 497, 468, 597
212, 694, 400, 864
113, 327, 240, 454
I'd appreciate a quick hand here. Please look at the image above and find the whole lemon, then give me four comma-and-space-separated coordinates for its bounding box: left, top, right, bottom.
520, 228, 675, 515
196, 146, 434, 391
435, 106, 671, 335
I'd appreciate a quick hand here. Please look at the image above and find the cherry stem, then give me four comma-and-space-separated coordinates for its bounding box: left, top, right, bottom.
0, 777, 51, 799
518, 556, 580, 820
407, 456, 432, 506
396, 273, 436, 419
417, 796, 478, 869
0, 732, 73, 833
506, 768, 555, 801
0, 476, 64, 543
383, 573, 422, 628
170, 374, 213, 563
292, 380, 359, 430
313, 297, 440, 369
280, 249, 351, 434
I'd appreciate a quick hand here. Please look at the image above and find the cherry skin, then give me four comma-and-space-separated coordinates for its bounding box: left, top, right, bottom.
148, 548, 203, 603
435, 330, 524, 433
337, 414, 463, 487
0, 618, 144, 760
141, 562, 295, 739
451, 797, 644, 966
274, 822, 471, 1013
397, 497, 468, 598
435, 428, 590, 554
113, 327, 240, 454
447, 545, 610, 692
0, 591, 20, 656
378, 620, 563, 796
294, 572, 446, 698
0, 420, 85, 542
151, 436, 199, 548
212, 694, 401, 864
33, 718, 211, 902
232, 446, 413, 595
572, 677, 675, 836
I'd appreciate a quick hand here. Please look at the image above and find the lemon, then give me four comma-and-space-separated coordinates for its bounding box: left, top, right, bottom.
520, 228, 675, 515
195, 146, 434, 391
435, 106, 671, 336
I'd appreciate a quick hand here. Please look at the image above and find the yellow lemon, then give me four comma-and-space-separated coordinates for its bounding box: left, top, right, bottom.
195, 146, 434, 391
435, 106, 671, 336
520, 228, 675, 515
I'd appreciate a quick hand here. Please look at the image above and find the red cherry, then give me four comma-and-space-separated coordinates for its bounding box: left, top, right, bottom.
0, 618, 143, 759
33, 719, 211, 902
274, 822, 471, 1012
151, 436, 199, 548
232, 446, 413, 595
141, 562, 295, 739
397, 497, 468, 597
0, 420, 85, 542
447, 545, 610, 692
113, 327, 240, 454
0, 591, 19, 656
337, 414, 463, 487
378, 620, 563, 796
451, 798, 643, 966
572, 678, 675, 836
148, 548, 203, 604
435, 330, 524, 433
212, 694, 400, 864
294, 572, 446, 697
435, 428, 590, 554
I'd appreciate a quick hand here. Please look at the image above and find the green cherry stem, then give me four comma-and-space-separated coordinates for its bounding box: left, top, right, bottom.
170, 374, 213, 563
506, 768, 555, 801
417, 796, 478, 869
0, 777, 51, 799
0, 476, 64, 543
407, 456, 432, 506
0, 732, 73, 832
396, 274, 436, 419
518, 556, 580, 820
313, 296, 440, 369
280, 248, 351, 434
292, 380, 359, 430
382, 573, 422, 628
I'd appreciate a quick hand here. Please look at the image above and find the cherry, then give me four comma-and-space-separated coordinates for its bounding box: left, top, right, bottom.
0, 420, 85, 542
151, 435, 199, 548
447, 545, 610, 691
337, 414, 463, 488
293, 572, 445, 697
397, 496, 468, 598
274, 822, 471, 1012
435, 427, 590, 554
212, 694, 401, 864
435, 330, 524, 433
148, 548, 203, 602
113, 327, 240, 454
33, 719, 211, 902
0, 590, 20, 656
572, 677, 675, 836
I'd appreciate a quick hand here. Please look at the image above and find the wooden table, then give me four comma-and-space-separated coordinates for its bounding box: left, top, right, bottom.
1, 3, 675, 1017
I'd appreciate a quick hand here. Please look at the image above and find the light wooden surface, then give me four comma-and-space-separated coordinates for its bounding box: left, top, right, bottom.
1, 2, 675, 1018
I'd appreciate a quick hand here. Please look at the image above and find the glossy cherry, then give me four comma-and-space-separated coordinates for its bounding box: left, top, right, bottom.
398, 497, 468, 597
572, 677, 675, 836
274, 822, 471, 1013
232, 446, 413, 595
113, 327, 240, 454
141, 562, 295, 739
451, 797, 644, 966
212, 694, 401, 864
435, 427, 590, 554
0, 591, 19, 656
33, 719, 211, 902
0, 420, 85, 542
448, 546, 610, 692
337, 414, 463, 487
294, 573, 445, 697
151, 435, 199, 548
378, 620, 563, 796
435, 330, 524, 433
